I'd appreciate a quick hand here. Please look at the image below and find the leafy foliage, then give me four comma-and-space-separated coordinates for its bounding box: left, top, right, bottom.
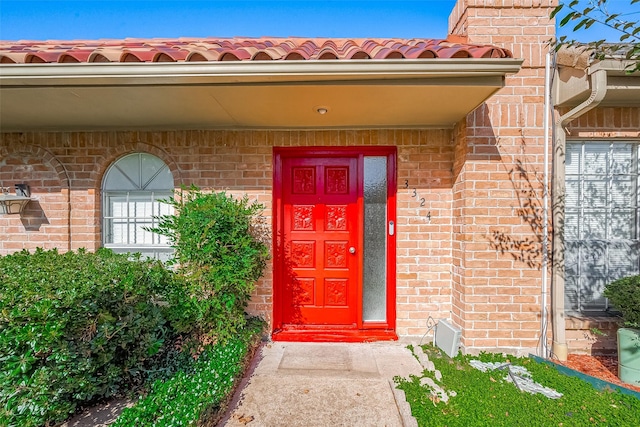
148, 187, 270, 343
112, 318, 263, 427
552, 0, 640, 73
396, 345, 640, 427
0, 248, 181, 427
604, 274, 640, 328
0, 190, 269, 426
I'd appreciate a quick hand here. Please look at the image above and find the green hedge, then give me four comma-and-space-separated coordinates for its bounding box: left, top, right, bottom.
0, 248, 181, 427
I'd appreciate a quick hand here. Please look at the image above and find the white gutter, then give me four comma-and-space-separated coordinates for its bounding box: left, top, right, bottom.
559, 69, 608, 127
551, 67, 608, 362
0, 58, 523, 87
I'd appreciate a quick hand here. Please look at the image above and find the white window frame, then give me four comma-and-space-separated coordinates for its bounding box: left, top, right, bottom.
102, 153, 174, 261
564, 140, 640, 315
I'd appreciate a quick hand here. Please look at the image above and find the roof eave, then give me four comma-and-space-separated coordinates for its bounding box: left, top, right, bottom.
0, 58, 524, 87
0, 58, 523, 131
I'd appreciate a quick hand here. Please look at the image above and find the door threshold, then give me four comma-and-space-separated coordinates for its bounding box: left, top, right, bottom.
272, 328, 397, 343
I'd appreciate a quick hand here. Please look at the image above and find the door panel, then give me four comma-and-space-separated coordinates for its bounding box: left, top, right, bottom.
273, 147, 397, 341
282, 156, 359, 326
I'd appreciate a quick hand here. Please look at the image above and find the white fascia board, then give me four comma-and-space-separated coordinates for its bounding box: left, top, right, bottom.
0, 58, 523, 87
588, 59, 637, 76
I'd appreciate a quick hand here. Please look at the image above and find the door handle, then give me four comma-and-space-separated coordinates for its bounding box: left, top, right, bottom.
349, 247, 356, 254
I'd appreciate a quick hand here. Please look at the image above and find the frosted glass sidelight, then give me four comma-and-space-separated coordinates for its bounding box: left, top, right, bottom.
363, 156, 387, 322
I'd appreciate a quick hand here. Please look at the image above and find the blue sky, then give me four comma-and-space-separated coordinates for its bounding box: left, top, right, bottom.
0, 0, 638, 41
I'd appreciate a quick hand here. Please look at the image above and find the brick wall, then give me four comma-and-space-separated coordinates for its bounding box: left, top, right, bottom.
0, 143, 70, 252
566, 316, 620, 355
0, 129, 454, 336
564, 107, 640, 138
448, 0, 556, 354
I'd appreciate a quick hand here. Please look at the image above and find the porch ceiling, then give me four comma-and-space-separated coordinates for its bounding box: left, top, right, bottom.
0, 59, 522, 132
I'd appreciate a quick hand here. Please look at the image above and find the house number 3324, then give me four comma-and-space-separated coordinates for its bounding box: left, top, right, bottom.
404, 179, 431, 222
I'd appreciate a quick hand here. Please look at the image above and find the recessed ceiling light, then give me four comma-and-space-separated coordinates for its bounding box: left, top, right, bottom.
316, 107, 328, 115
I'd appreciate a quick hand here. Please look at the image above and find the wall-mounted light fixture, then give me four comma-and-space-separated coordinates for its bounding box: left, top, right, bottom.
0, 184, 32, 215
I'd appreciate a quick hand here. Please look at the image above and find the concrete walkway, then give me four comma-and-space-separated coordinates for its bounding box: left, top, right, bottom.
222, 341, 423, 427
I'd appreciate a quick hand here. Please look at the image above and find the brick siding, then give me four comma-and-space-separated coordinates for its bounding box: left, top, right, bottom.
448, 0, 556, 354
0, 129, 455, 336
564, 107, 640, 138
0, 144, 71, 252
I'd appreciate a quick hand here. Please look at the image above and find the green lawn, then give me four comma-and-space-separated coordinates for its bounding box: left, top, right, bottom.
396, 345, 640, 427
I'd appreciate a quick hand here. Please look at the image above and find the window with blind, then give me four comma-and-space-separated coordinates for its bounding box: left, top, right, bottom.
102, 153, 174, 261
564, 141, 640, 314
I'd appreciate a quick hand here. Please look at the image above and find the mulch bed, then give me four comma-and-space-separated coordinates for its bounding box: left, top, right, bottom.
555, 354, 640, 394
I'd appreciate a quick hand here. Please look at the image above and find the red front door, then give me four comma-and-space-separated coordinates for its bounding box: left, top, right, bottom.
281, 156, 359, 326
273, 147, 398, 342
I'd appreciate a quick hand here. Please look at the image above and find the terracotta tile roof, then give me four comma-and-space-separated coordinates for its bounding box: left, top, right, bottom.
0, 37, 512, 64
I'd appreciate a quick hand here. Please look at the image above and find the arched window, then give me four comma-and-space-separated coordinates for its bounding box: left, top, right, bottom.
102, 153, 174, 261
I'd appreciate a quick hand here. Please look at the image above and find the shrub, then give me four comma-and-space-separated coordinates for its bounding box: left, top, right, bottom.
0, 248, 179, 427
604, 274, 640, 328
112, 318, 264, 427
148, 187, 270, 342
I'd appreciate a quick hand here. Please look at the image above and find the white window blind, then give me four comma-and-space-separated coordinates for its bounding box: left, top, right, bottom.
564, 142, 640, 314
